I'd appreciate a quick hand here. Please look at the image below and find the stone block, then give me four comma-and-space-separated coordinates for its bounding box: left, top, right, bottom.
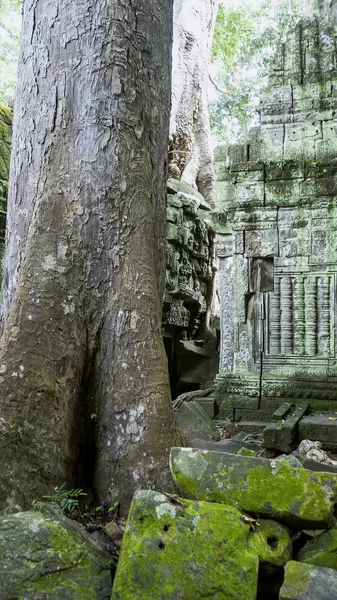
245, 230, 278, 258
194, 398, 218, 419
112, 490, 293, 600
237, 409, 273, 422
299, 413, 337, 449
284, 123, 319, 160
190, 437, 262, 454
231, 180, 265, 208
219, 395, 259, 411
112, 490, 261, 600
167, 178, 206, 207
237, 421, 268, 434
0, 506, 112, 600
272, 402, 294, 421
280, 561, 337, 600
292, 452, 337, 474
297, 527, 337, 569
170, 448, 337, 529
259, 125, 285, 161
263, 404, 310, 452
174, 401, 219, 441
227, 143, 248, 164
265, 179, 300, 207
265, 160, 304, 181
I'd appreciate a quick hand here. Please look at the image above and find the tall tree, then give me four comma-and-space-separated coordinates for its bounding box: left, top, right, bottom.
169, 0, 219, 204
0, 0, 183, 513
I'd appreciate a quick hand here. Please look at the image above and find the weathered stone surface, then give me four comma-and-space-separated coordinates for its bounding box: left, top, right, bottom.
263, 404, 309, 452
272, 402, 294, 421
0, 505, 112, 600
237, 421, 267, 434
111, 490, 291, 599
297, 527, 337, 569
299, 413, 337, 449
280, 561, 337, 600
174, 401, 219, 441
170, 447, 337, 528
194, 397, 218, 418
293, 452, 337, 474
167, 178, 210, 209
190, 437, 261, 454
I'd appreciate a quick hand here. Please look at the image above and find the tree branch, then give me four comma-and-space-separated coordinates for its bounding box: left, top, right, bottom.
209, 73, 227, 95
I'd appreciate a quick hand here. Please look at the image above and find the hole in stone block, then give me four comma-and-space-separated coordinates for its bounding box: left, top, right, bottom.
158, 541, 165, 550
163, 524, 170, 532
267, 535, 278, 550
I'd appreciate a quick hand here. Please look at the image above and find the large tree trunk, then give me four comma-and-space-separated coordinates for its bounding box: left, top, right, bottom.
169, 0, 219, 204
0, 0, 183, 514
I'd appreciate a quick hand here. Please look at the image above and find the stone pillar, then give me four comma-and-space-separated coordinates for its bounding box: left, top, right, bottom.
280, 276, 294, 355
294, 276, 305, 355
268, 277, 281, 355
218, 234, 234, 372
317, 275, 330, 356
305, 276, 317, 356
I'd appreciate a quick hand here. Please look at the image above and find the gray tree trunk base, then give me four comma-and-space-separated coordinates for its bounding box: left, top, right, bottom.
0, 0, 184, 514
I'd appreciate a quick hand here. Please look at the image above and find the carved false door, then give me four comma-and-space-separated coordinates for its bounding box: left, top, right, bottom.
266, 273, 334, 363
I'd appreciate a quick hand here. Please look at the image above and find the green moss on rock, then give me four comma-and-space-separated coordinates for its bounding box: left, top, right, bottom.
170, 447, 337, 529
297, 527, 337, 570
112, 490, 294, 599
0, 507, 112, 599
236, 448, 257, 457
112, 490, 259, 599
280, 560, 337, 599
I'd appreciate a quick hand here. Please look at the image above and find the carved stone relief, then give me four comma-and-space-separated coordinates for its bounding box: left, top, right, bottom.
163, 179, 218, 395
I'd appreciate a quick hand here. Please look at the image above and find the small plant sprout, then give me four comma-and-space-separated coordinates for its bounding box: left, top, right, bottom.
108, 500, 120, 513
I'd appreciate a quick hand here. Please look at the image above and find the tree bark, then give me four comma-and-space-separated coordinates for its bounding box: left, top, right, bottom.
169, 0, 219, 204
0, 0, 183, 513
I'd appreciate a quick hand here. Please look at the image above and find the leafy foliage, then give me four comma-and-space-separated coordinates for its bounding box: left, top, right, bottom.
210, 0, 310, 144
0, 0, 21, 103
33, 484, 87, 514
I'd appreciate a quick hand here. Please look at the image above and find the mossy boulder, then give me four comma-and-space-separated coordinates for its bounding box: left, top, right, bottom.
297, 527, 337, 570
280, 561, 337, 599
0, 504, 112, 599
111, 489, 292, 600
170, 447, 337, 529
